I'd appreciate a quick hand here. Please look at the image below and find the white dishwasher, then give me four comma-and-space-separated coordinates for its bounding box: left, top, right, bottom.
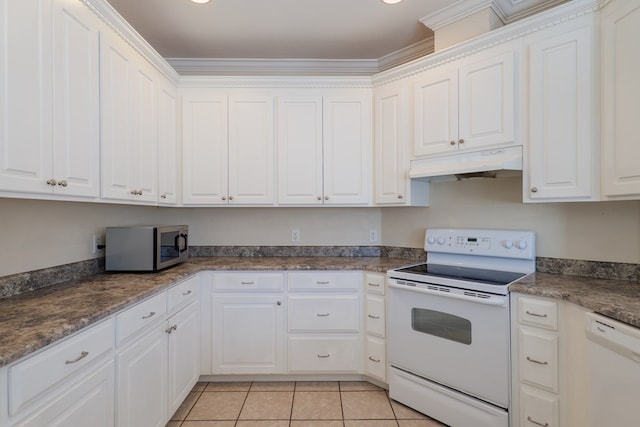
585, 312, 640, 427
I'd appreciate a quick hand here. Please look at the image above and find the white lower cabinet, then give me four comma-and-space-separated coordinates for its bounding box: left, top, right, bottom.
363, 272, 387, 382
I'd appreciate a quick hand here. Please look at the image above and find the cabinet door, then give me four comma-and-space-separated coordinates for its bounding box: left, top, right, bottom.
228, 94, 275, 204
458, 50, 516, 151
602, 0, 640, 198
374, 84, 408, 204
158, 78, 178, 204
212, 295, 285, 374
277, 96, 324, 205
526, 24, 598, 201
0, 0, 53, 194
100, 30, 135, 201
182, 93, 229, 205
18, 360, 114, 427
52, 0, 100, 198
167, 301, 200, 417
323, 95, 371, 205
116, 323, 168, 427
414, 67, 458, 156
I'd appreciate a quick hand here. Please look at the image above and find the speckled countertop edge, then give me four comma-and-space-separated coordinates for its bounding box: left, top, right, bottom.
0, 257, 413, 368
510, 272, 640, 328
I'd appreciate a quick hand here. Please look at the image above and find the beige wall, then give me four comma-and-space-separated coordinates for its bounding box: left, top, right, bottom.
381, 176, 640, 263
1, 176, 639, 276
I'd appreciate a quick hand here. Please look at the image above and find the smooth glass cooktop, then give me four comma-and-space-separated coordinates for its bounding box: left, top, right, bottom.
395, 263, 527, 286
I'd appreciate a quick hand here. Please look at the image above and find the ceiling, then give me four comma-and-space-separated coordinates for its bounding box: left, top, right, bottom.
104, 0, 568, 75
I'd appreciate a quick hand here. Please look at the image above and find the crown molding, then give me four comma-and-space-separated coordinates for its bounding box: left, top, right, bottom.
178, 75, 373, 90
420, 0, 502, 31
377, 37, 435, 72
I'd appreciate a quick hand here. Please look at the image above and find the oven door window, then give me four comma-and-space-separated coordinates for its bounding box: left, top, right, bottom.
411, 308, 472, 345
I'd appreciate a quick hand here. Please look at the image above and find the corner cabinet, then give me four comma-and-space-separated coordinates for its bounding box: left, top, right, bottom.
524, 14, 600, 202
414, 45, 518, 157
601, 0, 640, 199
100, 30, 159, 204
0, 0, 100, 199
373, 82, 428, 206
277, 92, 372, 206
182, 90, 275, 206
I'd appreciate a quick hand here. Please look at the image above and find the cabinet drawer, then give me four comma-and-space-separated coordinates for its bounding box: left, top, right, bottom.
8, 319, 114, 415
288, 271, 360, 291
288, 335, 360, 372
520, 385, 559, 427
364, 272, 385, 295
365, 294, 385, 338
519, 328, 559, 392
519, 297, 558, 330
365, 335, 386, 381
168, 276, 200, 313
213, 272, 284, 291
288, 295, 359, 332
116, 292, 167, 345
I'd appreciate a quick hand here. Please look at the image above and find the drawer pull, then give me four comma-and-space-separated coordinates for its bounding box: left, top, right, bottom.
367, 283, 381, 287
142, 311, 156, 319
182, 290, 192, 296
527, 416, 549, 427
316, 281, 330, 285
526, 356, 549, 365
317, 353, 330, 358
65, 351, 89, 365
241, 281, 254, 285
317, 313, 330, 317
165, 324, 178, 334
525, 310, 548, 318
367, 314, 380, 319
368, 356, 381, 363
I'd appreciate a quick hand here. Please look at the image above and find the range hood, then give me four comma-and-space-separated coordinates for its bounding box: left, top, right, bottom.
409, 146, 523, 181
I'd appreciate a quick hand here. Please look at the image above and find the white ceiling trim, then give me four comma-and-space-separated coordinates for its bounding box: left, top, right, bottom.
419, 0, 504, 31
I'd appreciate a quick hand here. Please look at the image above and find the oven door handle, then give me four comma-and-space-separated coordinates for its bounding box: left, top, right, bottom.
388, 281, 507, 306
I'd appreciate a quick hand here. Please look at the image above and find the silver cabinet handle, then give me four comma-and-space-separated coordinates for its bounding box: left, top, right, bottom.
527, 416, 549, 427
222, 196, 227, 201
142, 311, 156, 319
165, 324, 177, 334
65, 351, 89, 364
241, 281, 254, 285
531, 187, 538, 193
458, 138, 465, 144
367, 283, 381, 287
182, 290, 192, 296
277, 301, 282, 306
47, 179, 57, 186
161, 193, 167, 199
317, 313, 330, 317
316, 281, 330, 285
368, 356, 381, 363
525, 310, 547, 318
368, 314, 380, 319
317, 196, 322, 200
526, 356, 549, 365
449, 140, 456, 146
397, 194, 403, 199
57, 180, 68, 187
229, 196, 233, 201
317, 353, 330, 358
324, 196, 329, 200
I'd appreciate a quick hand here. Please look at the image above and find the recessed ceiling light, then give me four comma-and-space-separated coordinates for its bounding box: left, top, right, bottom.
381, 0, 403, 4
190, 0, 211, 4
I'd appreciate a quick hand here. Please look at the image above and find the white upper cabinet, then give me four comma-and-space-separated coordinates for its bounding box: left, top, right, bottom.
0, 0, 100, 199
524, 15, 600, 202
373, 82, 428, 206
182, 89, 275, 205
158, 78, 179, 205
414, 46, 517, 157
100, 30, 159, 204
277, 92, 372, 206
601, 0, 640, 199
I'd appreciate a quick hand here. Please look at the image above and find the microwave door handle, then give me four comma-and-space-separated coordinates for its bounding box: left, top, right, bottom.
177, 233, 188, 253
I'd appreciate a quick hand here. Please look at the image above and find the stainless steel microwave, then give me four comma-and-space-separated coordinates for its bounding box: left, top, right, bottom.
105, 225, 189, 271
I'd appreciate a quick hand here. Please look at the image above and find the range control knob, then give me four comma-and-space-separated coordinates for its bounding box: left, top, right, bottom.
516, 240, 528, 250
504, 240, 514, 249
427, 236, 436, 245
437, 237, 446, 245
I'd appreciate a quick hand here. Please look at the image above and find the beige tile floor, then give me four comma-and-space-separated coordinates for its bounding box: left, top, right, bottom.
166, 381, 447, 427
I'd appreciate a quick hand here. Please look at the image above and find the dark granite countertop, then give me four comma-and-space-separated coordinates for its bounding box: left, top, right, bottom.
0, 257, 411, 368
510, 272, 640, 328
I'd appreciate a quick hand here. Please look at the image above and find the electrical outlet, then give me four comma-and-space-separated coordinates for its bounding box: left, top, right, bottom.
369, 229, 378, 243
93, 234, 104, 255
291, 229, 300, 243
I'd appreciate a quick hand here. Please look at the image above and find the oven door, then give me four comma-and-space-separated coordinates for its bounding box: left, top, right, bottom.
388, 279, 510, 408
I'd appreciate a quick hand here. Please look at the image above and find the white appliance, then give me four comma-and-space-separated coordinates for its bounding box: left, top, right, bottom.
585, 312, 640, 427
387, 228, 536, 427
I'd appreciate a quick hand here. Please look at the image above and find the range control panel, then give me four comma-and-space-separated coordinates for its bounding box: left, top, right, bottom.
425, 228, 536, 260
